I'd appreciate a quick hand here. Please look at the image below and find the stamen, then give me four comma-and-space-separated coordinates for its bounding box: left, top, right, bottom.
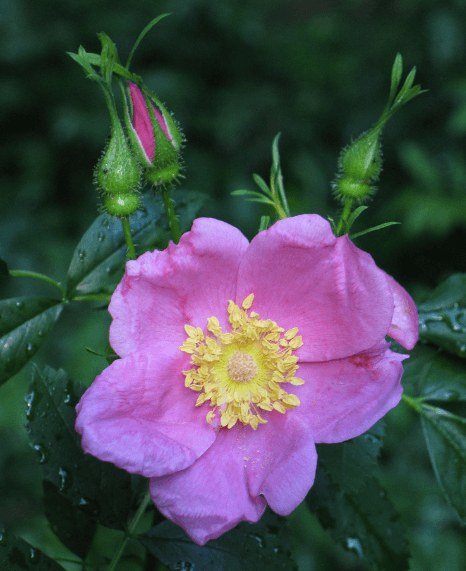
180, 294, 304, 430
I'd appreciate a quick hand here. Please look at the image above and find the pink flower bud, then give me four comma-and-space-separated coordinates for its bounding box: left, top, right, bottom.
124, 81, 183, 186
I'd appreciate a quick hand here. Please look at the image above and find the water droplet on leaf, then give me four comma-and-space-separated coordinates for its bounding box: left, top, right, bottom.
15, 301, 23, 308
27, 342, 34, 352
32, 443, 49, 464
58, 467, 72, 492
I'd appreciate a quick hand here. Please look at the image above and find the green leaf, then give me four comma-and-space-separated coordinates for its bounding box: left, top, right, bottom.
0, 297, 63, 386
26, 366, 136, 531
126, 14, 171, 70
346, 205, 368, 233
0, 532, 64, 571
42, 480, 96, 559
418, 273, 466, 358
420, 405, 466, 523
66, 190, 207, 297
316, 421, 385, 494
139, 511, 297, 571
401, 344, 466, 402
252, 173, 273, 198
349, 221, 400, 239
307, 472, 409, 571
388, 53, 403, 109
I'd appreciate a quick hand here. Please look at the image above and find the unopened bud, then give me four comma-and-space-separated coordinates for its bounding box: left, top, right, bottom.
95, 121, 141, 196
333, 127, 382, 202
124, 81, 183, 186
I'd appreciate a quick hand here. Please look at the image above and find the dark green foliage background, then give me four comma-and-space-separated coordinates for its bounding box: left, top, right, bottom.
1, 0, 466, 569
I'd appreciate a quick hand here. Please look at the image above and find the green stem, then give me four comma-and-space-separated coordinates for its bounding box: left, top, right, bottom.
71, 293, 113, 303
162, 187, 181, 244
401, 392, 422, 412
121, 216, 137, 259
336, 199, 353, 236
9, 270, 66, 299
107, 490, 152, 571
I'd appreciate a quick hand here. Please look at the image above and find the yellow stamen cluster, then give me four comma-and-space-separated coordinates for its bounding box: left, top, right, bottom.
180, 294, 304, 430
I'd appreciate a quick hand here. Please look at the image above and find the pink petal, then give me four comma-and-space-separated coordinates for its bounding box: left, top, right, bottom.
149, 415, 317, 544
244, 415, 317, 516
128, 82, 171, 162
149, 428, 267, 545
128, 82, 156, 162
75, 350, 217, 478
236, 215, 395, 362
292, 341, 406, 443
109, 218, 249, 358
386, 274, 419, 350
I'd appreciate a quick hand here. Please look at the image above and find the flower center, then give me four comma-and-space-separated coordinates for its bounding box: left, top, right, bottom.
227, 351, 258, 383
180, 294, 304, 430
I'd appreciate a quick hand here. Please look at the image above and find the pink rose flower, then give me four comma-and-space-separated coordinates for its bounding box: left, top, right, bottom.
75, 214, 418, 545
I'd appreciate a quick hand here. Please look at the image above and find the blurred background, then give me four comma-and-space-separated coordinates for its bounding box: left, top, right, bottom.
1, 0, 466, 569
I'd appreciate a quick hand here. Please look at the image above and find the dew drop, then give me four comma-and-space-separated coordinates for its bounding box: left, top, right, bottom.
15, 301, 23, 308
249, 534, 265, 548
32, 443, 49, 464
346, 537, 364, 558
98, 231, 105, 242
58, 467, 72, 492
63, 393, 71, 404
27, 342, 34, 352
37, 330, 44, 337
0, 529, 7, 545
460, 345, 466, 353
25, 391, 35, 419
29, 547, 41, 564
173, 562, 195, 571
78, 248, 86, 261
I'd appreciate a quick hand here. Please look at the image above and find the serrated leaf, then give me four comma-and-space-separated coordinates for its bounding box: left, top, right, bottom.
420, 405, 466, 523
42, 480, 96, 559
26, 366, 135, 530
66, 190, 207, 297
316, 421, 385, 493
139, 511, 297, 571
401, 344, 466, 402
0, 297, 63, 386
0, 532, 64, 571
418, 273, 466, 358
307, 472, 409, 571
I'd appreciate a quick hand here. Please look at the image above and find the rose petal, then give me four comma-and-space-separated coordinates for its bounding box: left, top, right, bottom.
244, 415, 317, 516
236, 214, 395, 361
386, 273, 419, 350
291, 341, 406, 443
109, 218, 249, 358
149, 428, 267, 545
75, 350, 216, 478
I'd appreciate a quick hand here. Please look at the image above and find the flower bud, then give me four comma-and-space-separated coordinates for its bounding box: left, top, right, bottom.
333, 127, 382, 202
95, 121, 141, 196
124, 81, 183, 186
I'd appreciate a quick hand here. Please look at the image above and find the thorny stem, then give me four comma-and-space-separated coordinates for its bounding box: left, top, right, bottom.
107, 490, 152, 571
162, 186, 181, 244
121, 216, 137, 260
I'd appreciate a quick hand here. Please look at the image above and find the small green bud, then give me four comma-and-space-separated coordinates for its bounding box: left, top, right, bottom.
339, 129, 382, 182
95, 122, 141, 196
333, 127, 382, 203
103, 193, 140, 217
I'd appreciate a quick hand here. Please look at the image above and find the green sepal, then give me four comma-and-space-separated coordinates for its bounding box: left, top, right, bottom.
95, 120, 141, 198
